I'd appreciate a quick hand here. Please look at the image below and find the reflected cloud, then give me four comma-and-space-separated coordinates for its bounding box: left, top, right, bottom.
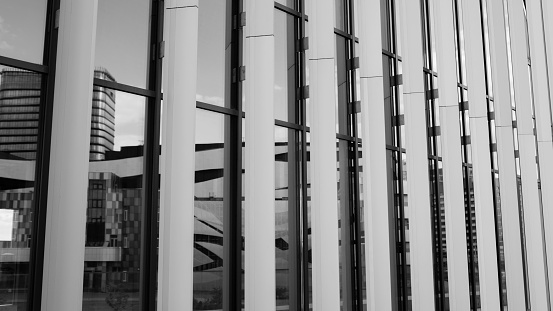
0, 16, 14, 52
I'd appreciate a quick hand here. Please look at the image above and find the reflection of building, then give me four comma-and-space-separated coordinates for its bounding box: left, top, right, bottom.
0, 69, 41, 160
4, 0, 553, 310
0, 146, 143, 292
90, 69, 116, 161
0, 68, 116, 161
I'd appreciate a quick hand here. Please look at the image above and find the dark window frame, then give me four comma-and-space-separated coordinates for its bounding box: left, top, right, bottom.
0, 0, 61, 310
274, 1, 311, 309
420, 0, 450, 309
380, 0, 411, 309
335, 0, 365, 309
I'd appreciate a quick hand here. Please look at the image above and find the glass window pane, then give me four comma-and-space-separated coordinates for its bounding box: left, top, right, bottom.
335, 0, 345, 31
380, 0, 392, 53
337, 139, 353, 309
194, 109, 229, 310
95, 0, 151, 89
335, 36, 348, 135
275, 10, 298, 124
0, 66, 43, 309
197, 0, 232, 109
82, 91, 146, 310
275, 126, 299, 309
0, 1, 47, 64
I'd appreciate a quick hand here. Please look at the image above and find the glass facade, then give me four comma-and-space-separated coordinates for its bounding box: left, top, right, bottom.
501, 0, 531, 308
335, 1, 366, 310
1, 0, 553, 310
194, 1, 245, 310
479, 0, 507, 309
451, 1, 481, 309
421, 0, 449, 309
0, 0, 55, 309
274, 1, 312, 309
380, 0, 411, 309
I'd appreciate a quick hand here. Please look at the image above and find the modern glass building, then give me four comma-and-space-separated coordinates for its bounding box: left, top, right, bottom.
1, 0, 553, 310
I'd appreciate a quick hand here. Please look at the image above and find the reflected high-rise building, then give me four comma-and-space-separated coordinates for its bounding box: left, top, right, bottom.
0, 68, 116, 161
0, 69, 42, 160
90, 69, 116, 161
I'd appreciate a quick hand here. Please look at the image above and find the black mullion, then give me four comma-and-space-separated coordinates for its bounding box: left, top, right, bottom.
197, 101, 240, 117
346, 0, 364, 308
29, 0, 60, 310
334, 27, 355, 40
140, 0, 163, 310
275, 2, 302, 18
290, 4, 302, 310
389, 0, 408, 307
453, 0, 478, 308
226, 0, 244, 309
425, 66, 444, 310
479, 0, 507, 307
93, 78, 156, 98
337, 133, 356, 142
460, 94, 478, 311
427, 51, 447, 310
298, 0, 310, 309
0, 56, 48, 74
276, 119, 305, 131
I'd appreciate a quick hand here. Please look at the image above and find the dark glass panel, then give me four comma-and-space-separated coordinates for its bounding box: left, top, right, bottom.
275, 126, 301, 309
197, 0, 233, 109
401, 152, 411, 310
382, 56, 394, 146
380, 0, 392, 53
305, 132, 312, 310
275, 10, 298, 124
0, 67, 43, 309
0, 1, 47, 64
82, 92, 146, 310
337, 139, 354, 311
358, 142, 367, 311
95, 0, 151, 89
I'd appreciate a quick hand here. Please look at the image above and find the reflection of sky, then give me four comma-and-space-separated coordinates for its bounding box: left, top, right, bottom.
0, 209, 14, 241
0, 1, 47, 64
196, 0, 226, 107
95, 0, 150, 151
95, 0, 150, 88
196, 109, 224, 145
113, 92, 145, 150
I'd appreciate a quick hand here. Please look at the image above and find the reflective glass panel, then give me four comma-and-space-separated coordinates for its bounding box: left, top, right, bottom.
337, 139, 353, 310
335, 0, 346, 31
0, 66, 43, 309
275, 126, 300, 309
82, 90, 146, 310
193, 109, 229, 310
95, 0, 151, 89
197, 0, 232, 109
0, 1, 47, 64
335, 36, 348, 135
275, 10, 298, 124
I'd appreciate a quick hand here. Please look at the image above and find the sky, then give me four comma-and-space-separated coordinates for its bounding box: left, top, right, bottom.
0, 1, 46, 64
0, 1, 150, 151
